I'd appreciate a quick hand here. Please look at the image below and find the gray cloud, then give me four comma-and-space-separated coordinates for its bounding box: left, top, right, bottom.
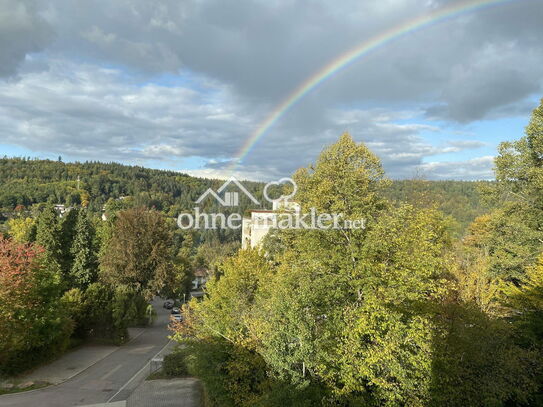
0, 0, 53, 77
27, 0, 542, 114
215, 107, 491, 180
0, 0, 541, 180
0, 60, 255, 163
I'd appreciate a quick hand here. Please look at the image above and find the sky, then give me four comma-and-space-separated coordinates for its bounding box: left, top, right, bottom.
0, 0, 542, 181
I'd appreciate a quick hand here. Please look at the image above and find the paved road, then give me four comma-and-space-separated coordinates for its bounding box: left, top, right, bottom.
0, 300, 173, 407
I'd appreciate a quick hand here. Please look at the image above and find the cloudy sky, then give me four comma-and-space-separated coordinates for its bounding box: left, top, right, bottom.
0, 0, 542, 181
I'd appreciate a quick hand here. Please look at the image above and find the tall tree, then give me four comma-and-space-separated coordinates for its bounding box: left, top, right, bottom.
487, 99, 543, 280
99, 207, 175, 299
294, 132, 390, 218
35, 206, 63, 273
70, 209, 98, 289
162, 233, 196, 301
60, 208, 79, 275
504, 253, 543, 345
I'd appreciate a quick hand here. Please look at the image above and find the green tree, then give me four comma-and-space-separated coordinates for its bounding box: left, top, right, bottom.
70, 209, 98, 289
162, 233, 195, 300
61, 287, 86, 339
251, 205, 452, 406
35, 206, 63, 274
189, 249, 273, 345
294, 132, 390, 218
179, 134, 454, 406
99, 207, 175, 299
59, 208, 79, 274
487, 98, 543, 280
7, 217, 36, 243
111, 286, 142, 344
83, 282, 115, 340
504, 253, 543, 344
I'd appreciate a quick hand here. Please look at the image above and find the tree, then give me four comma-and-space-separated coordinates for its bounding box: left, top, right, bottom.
0, 236, 72, 373
293, 132, 390, 218
188, 248, 273, 345
61, 288, 86, 339
250, 205, 452, 406
35, 205, 63, 276
504, 253, 543, 344
60, 208, 79, 273
83, 282, 115, 340
70, 209, 98, 289
111, 285, 144, 344
194, 239, 240, 274
162, 233, 196, 300
487, 98, 543, 280
7, 217, 36, 243
99, 207, 175, 299
178, 135, 454, 406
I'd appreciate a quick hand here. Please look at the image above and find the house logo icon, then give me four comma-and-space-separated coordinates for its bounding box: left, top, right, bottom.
195, 177, 260, 207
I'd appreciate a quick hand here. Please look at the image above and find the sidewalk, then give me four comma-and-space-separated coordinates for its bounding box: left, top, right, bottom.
78, 378, 202, 407
124, 339, 202, 407
2, 328, 144, 388
127, 378, 202, 407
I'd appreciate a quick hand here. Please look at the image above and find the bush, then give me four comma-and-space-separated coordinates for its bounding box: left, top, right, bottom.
163, 349, 189, 377
179, 339, 334, 407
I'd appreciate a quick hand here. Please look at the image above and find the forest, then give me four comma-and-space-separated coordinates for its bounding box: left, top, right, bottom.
0, 156, 488, 239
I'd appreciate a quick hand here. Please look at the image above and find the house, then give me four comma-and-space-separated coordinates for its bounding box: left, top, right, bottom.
190, 268, 210, 300
242, 200, 300, 249
192, 267, 210, 290
53, 204, 74, 218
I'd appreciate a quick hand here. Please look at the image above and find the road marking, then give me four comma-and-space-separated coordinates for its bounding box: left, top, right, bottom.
101, 364, 122, 380
106, 340, 171, 403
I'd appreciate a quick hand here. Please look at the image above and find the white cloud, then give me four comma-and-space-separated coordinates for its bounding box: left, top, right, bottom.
417, 156, 494, 180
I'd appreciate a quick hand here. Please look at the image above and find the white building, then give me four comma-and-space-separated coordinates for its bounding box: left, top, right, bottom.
54, 204, 74, 218
242, 201, 300, 249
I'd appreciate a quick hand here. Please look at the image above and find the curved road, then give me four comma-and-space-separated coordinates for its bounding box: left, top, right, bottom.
0, 300, 173, 407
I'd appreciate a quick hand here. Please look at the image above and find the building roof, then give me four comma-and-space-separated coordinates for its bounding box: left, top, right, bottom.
194, 268, 210, 277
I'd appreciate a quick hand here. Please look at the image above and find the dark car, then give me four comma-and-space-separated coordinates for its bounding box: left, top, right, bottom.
163, 300, 174, 309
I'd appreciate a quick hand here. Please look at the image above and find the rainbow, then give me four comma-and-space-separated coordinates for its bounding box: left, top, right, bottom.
228, 0, 523, 172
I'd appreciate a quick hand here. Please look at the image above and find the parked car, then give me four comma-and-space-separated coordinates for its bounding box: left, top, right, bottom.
163, 300, 174, 309
169, 313, 183, 328
171, 307, 181, 314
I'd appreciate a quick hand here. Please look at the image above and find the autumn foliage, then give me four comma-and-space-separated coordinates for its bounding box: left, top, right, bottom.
0, 236, 71, 373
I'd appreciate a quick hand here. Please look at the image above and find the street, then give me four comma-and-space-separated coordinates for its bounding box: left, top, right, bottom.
0, 300, 178, 407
